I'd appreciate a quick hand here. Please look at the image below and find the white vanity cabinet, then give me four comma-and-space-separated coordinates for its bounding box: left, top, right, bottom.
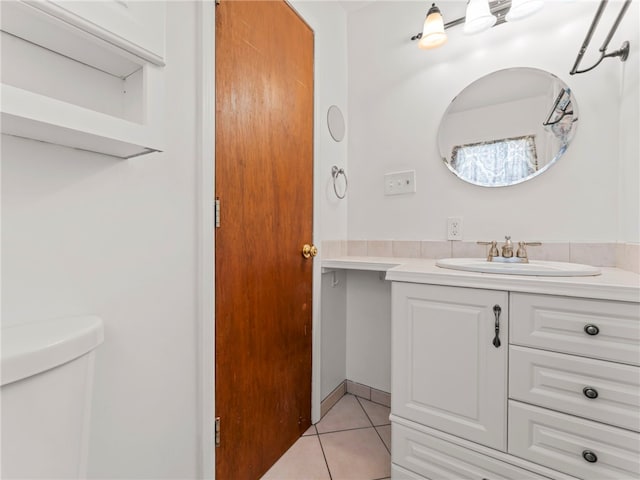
390, 280, 640, 480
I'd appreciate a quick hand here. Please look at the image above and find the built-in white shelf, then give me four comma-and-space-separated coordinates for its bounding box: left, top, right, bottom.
2, 84, 160, 159
321, 256, 404, 273
1, 0, 165, 159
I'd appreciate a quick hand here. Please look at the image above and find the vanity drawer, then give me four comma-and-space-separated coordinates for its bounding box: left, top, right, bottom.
393, 422, 553, 480
510, 293, 640, 365
509, 346, 640, 431
392, 463, 424, 479
509, 401, 640, 479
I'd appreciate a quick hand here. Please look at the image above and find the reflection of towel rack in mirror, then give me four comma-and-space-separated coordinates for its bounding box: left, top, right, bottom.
543, 88, 575, 126
570, 0, 631, 75
331, 166, 348, 199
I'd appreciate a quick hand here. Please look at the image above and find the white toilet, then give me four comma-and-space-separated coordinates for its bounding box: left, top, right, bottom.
1, 316, 104, 479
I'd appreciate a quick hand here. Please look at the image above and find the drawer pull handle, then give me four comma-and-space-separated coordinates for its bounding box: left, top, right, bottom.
584, 324, 600, 336
583, 387, 599, 399
582, 450, 598, 463
492, 305, 501, 348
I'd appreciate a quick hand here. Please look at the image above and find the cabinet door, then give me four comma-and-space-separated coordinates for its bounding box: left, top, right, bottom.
23, 0, 166, 64
392, 283, 508, 450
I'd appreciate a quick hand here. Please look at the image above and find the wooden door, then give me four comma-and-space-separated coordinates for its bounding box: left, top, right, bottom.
215, 1, 314, 479
391, 283, 508, 451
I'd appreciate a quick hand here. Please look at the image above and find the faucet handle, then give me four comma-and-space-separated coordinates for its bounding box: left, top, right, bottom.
516, 241, 542, 262
477, 241, 499, 261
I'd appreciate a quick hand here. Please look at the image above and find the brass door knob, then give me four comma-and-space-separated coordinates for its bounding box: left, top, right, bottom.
301, 244, 318, 259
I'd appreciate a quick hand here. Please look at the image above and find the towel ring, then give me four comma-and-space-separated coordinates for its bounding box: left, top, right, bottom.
331, 165, 348, 199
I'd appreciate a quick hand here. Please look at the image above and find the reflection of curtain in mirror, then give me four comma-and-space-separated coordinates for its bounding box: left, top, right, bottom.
451, 135, 538, 186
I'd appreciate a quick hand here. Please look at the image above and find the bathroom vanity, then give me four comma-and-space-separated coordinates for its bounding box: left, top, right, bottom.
388, 261, 639, 480
322, 256, 640, 480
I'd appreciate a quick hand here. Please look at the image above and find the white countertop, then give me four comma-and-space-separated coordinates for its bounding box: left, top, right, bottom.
322, 257, 640, 303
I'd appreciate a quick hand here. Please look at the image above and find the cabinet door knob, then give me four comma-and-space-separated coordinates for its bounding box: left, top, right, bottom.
582, 450, 598, 463
583, 387, 599, 399
584, 324, 600, 336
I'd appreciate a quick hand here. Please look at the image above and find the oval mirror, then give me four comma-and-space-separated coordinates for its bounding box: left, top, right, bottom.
327, 105, 346, 142
438, 68, 578, 187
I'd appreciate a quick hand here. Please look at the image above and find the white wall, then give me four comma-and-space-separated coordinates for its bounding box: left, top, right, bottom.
320, 269, 347, 398
346, 270, 391, 392
1, 3, 199, 478
291, 0, 349, 243
341, 0, 639, 393
347, 0, 639, 243
617, 2, 640, 244
289, 0, 349, 412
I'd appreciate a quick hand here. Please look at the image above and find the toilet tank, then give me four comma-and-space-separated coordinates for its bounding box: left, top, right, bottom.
1, 316, 104, 479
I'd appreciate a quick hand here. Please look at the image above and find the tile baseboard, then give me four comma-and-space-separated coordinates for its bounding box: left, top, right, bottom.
320, 381, 346, 418
321, 380, 391, 419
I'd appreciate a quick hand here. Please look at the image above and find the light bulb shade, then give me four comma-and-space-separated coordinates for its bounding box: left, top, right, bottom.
464, 0, 497, 34
419, 3, 447, 49
506, 0, 544, 21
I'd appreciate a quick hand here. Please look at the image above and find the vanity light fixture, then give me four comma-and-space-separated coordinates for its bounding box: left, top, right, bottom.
411, 0, 545, 47
418, 3, 448, 49
464, 0, 497, 35
505, 0, 544, 22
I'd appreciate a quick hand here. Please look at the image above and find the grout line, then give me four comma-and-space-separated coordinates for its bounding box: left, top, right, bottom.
316, 431, 333, 480
357, 395, 391, 456
317, 425, 377, 435
355, 396, 375, 428
373, 425, 391, 455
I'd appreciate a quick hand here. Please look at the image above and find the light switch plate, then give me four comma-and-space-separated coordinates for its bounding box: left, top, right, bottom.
384, 170, 416, 195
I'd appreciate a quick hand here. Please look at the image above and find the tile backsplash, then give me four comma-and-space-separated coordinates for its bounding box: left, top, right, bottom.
321, 240, 640, 274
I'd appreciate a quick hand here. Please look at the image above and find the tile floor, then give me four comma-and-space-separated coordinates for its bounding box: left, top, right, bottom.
261, 394, 391, 480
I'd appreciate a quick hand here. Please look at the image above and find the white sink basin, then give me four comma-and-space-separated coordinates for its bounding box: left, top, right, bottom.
436, 258, 601, 276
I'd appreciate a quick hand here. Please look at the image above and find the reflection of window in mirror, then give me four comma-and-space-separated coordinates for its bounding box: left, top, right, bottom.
451, 135, 538, 186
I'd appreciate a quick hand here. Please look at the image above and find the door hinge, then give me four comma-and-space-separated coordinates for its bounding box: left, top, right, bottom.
215, 417, 221, 447
215, 198, 221, 228
215, 0, 221, 5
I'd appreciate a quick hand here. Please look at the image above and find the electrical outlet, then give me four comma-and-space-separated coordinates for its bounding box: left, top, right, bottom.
447, 217, 463, 240
384, 170, 416, 195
